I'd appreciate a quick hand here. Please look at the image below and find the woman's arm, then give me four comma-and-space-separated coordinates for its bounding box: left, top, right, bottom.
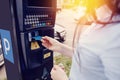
41, 36, 73, 58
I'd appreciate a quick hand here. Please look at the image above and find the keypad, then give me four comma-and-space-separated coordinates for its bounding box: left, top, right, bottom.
24, 14, 52, 29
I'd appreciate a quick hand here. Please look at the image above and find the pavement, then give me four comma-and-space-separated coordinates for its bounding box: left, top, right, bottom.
56, 9, 77, 47
0, 9, 79, 80
0, 65, 6, 80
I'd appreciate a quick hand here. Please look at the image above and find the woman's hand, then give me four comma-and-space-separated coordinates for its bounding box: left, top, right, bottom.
41, 36, 73, 58
51, 65, 68, 80
41, 36, 62, 52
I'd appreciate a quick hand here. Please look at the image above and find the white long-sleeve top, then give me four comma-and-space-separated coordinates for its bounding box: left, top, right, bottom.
69, 5, 120, 80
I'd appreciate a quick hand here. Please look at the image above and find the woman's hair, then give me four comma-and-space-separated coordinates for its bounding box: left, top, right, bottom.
105, 0, 120, 14
85, 0, 120, 20
73, 0, 120, 48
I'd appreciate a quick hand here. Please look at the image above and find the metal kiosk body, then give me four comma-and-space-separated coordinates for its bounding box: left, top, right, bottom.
0, 0, 56, 80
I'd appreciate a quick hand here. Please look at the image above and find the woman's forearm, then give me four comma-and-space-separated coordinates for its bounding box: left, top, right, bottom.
41, 36, 73, 57
56, 43, 74, 58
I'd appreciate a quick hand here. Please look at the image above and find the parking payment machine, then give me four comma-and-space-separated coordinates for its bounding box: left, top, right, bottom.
0, 0, 56, 80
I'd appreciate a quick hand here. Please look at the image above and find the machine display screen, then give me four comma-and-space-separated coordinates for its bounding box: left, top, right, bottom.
28, 0, 52, 7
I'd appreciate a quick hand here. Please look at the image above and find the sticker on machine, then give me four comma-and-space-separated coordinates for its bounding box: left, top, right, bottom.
0, 29, 14, 64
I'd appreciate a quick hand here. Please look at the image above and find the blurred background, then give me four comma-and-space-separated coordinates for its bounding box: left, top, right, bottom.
54, 0, 87, 76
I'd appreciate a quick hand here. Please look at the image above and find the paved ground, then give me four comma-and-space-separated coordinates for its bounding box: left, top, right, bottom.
0, 65, 6, 80
56, 9, 77, 47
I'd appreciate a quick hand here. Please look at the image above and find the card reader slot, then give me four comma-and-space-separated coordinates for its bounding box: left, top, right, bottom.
28, 31, 44, 51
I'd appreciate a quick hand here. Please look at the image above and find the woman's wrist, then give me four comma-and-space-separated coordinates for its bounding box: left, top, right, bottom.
54, 42, 64, 53
55, 43, 73, 58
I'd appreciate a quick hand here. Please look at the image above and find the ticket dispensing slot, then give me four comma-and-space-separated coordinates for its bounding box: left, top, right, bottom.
41, 49, 53, 80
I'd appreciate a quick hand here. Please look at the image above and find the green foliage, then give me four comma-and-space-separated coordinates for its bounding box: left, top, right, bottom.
54, 55, 72, 76
3, 78, 6, 80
